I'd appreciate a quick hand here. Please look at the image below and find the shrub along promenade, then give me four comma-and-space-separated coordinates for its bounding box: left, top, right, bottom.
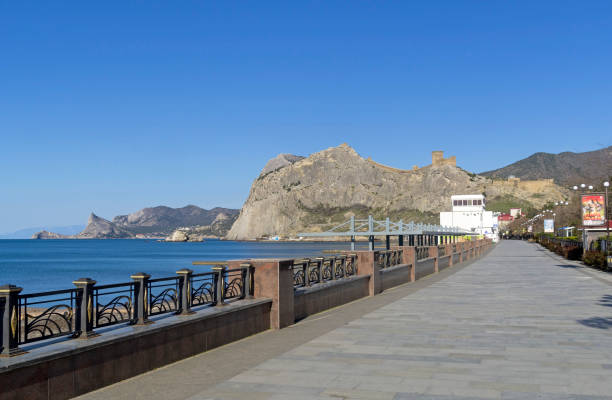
536, 234, 610, 270
0, 239, 492, 400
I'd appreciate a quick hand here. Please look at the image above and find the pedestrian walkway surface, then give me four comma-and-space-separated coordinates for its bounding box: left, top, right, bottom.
81, 241, 612, 399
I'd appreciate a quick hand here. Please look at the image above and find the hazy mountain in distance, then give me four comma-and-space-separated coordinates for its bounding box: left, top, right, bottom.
0, 225, 85, 239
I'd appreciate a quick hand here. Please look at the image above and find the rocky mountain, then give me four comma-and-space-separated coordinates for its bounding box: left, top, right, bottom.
112, 205, 239, 235
480, 146, 612, 185
260, 154, 305, 176
227, 144, 569, 240
77, 213, 133, 239
32, 206, 239, 239
165, 212, 239, 242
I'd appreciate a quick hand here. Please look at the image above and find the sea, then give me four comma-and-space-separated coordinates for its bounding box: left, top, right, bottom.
0, 239, 370, 294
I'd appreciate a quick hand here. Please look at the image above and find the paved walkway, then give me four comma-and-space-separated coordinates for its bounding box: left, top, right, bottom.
80, 241, 612, 399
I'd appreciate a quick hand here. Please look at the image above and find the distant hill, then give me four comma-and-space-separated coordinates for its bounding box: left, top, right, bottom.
31, 206, 239, 239
480, 146, 612, 185
112, 205, 239, 235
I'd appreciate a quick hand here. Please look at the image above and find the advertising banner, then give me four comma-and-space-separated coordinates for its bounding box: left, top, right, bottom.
581, 194, 606, 226
544, 219, 554, 233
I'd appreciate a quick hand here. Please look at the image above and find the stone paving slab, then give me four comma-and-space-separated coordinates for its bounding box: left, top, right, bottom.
189, 241, 612, 399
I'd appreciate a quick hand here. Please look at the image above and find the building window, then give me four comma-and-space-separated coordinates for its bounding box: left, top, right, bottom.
453, 200, 458, 206
462, 200, 468, 206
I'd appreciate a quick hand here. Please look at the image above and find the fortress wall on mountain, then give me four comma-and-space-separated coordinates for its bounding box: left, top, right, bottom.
365, 158, 412, 174
493, 177, 557, 192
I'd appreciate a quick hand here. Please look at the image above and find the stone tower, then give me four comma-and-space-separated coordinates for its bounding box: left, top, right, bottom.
431, 151, 456, 167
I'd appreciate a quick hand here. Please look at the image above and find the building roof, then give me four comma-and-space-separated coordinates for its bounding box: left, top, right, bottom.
450, 194, 485, 200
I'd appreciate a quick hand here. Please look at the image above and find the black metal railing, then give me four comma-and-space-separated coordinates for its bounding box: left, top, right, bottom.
190, 272, 216, 307
223, 268, 245, 301
147, 277, 179, 316
1, 263, 254, 356
292, 254, 358, 288
375, 250, 403, 268
93, 282, 133, 328
17, 289, 77, 345
416, 246, 429, 260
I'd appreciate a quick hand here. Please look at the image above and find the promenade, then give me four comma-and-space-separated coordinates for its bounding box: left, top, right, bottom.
79, 241, 612, 400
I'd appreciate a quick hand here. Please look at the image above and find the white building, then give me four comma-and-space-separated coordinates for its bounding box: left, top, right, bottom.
439, 194, 498, 241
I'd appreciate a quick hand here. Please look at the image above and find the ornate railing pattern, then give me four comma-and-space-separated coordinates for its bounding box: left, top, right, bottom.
147, 277, 179, 316
375, 250, 403, 268
416, 246, 429, 260
292, 254, 358, 288
0, 264, 257, 356
190, 272, 216, 307
93, 283, 133, 328
223, 268, 245, 301
17, 289, 77, 345
452, 243, 458, 253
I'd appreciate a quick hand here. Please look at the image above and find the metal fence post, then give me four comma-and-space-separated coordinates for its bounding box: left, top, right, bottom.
131, 273, 151, 325
303, 259, 311, 287
0, 285, 23, 357
176, 269, 193, 315
213, 266, 227, 306
330, 257, 337, 280
315, 257, 324, 283
241, 263, 254, 298
73, 278, 97, 338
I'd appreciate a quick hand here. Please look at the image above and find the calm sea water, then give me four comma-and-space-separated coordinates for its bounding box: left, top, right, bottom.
0, 239, 368, 294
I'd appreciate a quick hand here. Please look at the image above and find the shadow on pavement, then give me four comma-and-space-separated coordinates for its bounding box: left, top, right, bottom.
577, 316, 612, 330
554, 264, 579, 269
598, 294, 612, 307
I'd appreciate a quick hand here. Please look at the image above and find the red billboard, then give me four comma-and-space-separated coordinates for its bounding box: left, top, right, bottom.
581, 194, 606, 226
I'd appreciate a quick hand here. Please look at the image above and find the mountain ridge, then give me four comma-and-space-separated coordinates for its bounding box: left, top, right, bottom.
479, 146, 612, 185
31, 206, 239, 239
227, 144, 568, 240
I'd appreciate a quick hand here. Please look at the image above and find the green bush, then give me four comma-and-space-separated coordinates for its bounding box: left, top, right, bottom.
583, 251, 608, 269
563, 246, 583, 260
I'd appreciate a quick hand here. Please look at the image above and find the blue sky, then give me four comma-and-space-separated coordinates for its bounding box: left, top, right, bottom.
1, 1, 611, 232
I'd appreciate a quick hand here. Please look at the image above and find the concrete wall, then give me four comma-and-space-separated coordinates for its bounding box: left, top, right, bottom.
380, 264, 412, 292
415, 258, 436, 280
452, 253, 460, 265
294, 275, 369, 322
0, 299, 271, 400
439, 255, 451, 271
